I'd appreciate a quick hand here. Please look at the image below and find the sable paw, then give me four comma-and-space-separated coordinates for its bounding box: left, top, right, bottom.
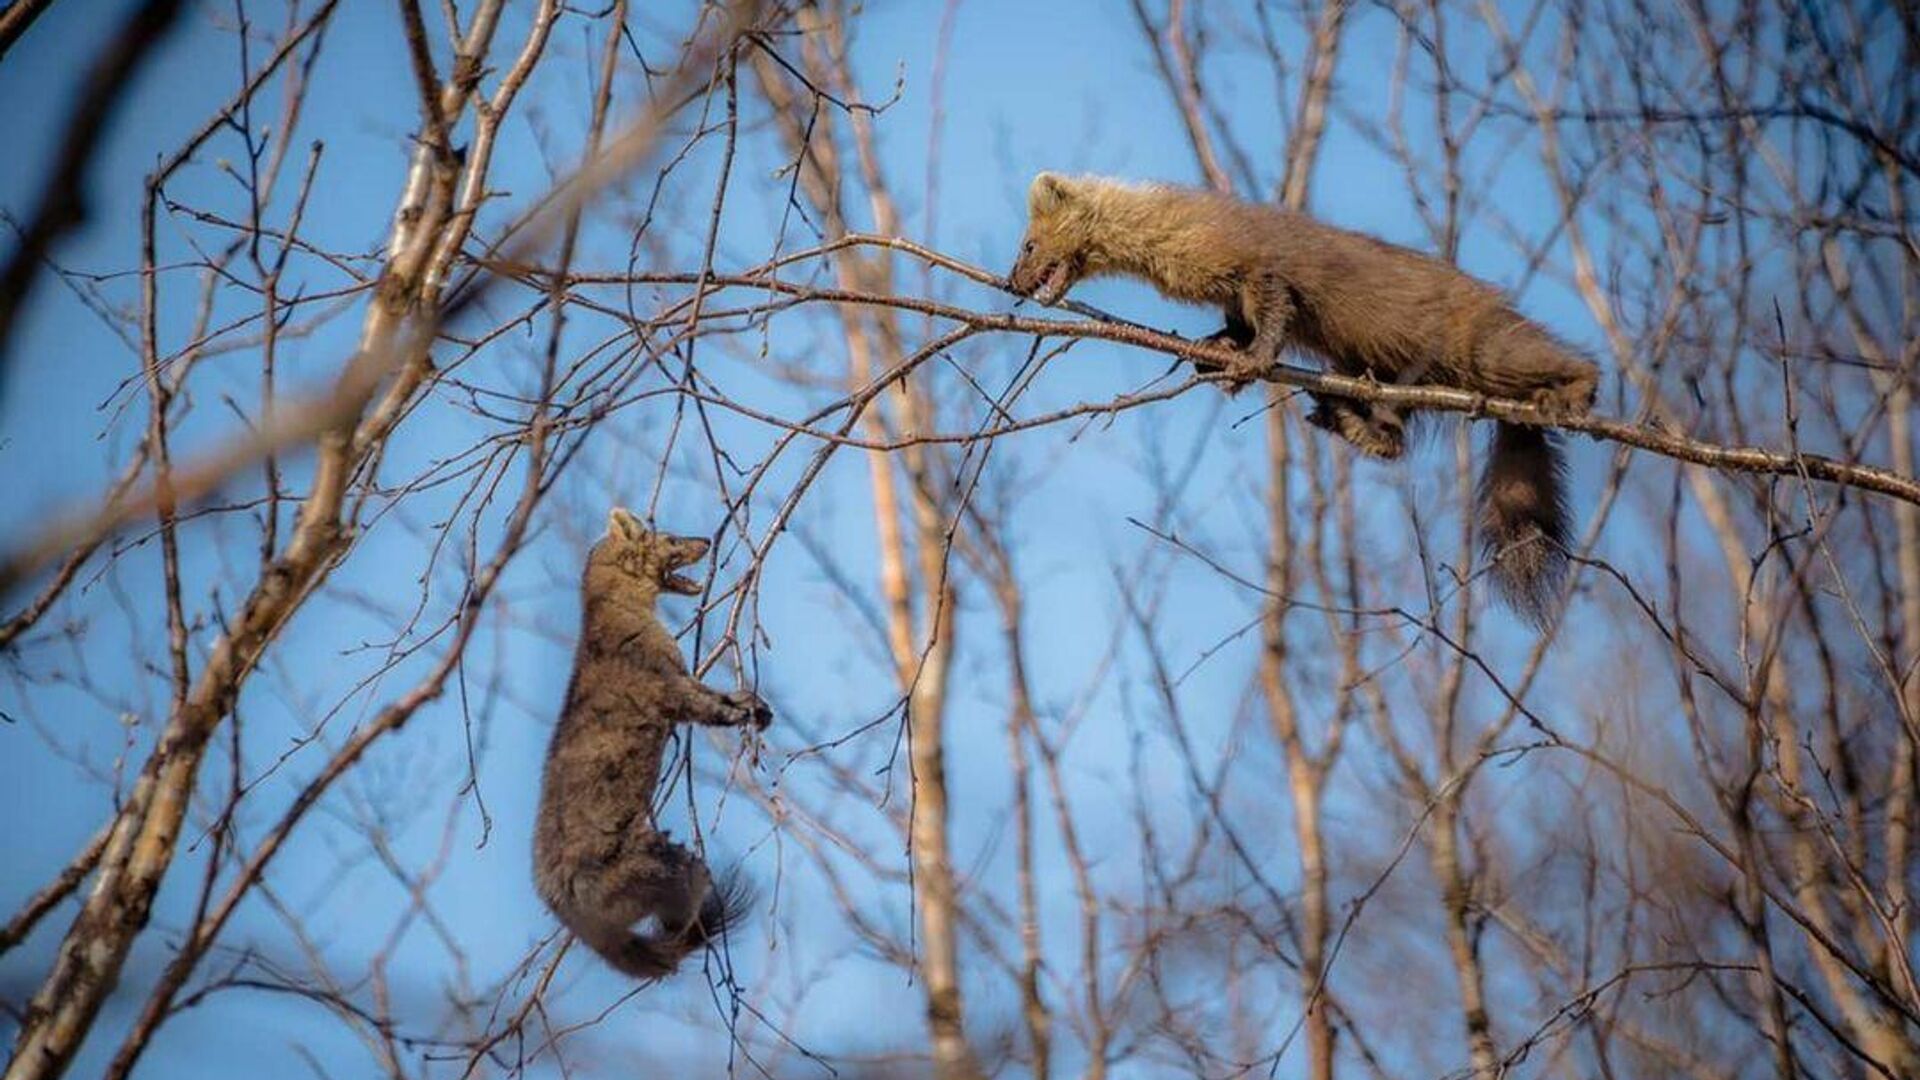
1191, 338, 1231, 377
725, 690, 773, 730
1198, 327, 1249, 351
1193, 343, 1272, 394
1223, 357, 1272, 393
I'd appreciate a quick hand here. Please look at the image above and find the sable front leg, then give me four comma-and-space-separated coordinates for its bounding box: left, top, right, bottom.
1220, 272, 1296, 392
675, 680, 773, 729
1190, 274, 1290, 391
1190, 313, 1250, 380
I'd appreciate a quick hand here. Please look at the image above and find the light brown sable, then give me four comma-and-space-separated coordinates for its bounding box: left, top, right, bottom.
532, 508, 770, 978
1009, 173, 1601, 625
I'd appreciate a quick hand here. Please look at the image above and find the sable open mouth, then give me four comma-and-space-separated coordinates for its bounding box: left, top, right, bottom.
661, 537, 711, 595
1034, 261, 1071, 305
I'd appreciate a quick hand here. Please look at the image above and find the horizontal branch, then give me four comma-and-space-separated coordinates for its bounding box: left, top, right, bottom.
549, 237, 1920, 508
6, 234, 1916, 617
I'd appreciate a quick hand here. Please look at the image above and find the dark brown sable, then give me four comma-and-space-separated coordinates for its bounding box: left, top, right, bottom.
532, 508, 770, 978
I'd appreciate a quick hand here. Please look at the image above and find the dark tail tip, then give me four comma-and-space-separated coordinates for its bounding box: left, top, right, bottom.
694, 867, 757, 948
1477, 422, 1572, 629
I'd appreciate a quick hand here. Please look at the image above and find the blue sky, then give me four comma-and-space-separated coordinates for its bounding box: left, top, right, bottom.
0, 2, 1650, 1077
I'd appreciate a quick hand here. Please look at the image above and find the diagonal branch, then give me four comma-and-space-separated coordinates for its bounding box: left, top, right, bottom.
0, 0, 59, 62
0, 0, 188, 377
0, 6, 757, 1078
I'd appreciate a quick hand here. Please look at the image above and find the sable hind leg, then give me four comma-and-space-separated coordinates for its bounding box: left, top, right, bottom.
1305, 395, 1406, 459
602, 833, 711, 932
1304, 346, 1408, 460
1193, 273, 1295, 392
1530, 360, 1598, 416
1242, 273, 1407, 452
1472, 326, 1599, 417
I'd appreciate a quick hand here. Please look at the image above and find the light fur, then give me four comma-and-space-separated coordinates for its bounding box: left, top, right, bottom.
1009, 173, 1599, 625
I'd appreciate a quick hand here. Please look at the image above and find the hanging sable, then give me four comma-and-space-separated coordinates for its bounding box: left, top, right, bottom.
1008, 173, 1601, 625
532, 508, 771, 978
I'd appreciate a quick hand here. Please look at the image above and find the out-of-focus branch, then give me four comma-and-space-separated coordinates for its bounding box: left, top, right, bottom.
0, 5, 753, 1076
0, 0, 187, 376
1278, 0, 1349, 209
0, 0, 495, 1056
1267, 6, 1349, 1076
0, 0, 58, 62
0, 337, 396, 599
0, 0, 753, 603
749, 12, 983, 1074
0, 444, 148, 649
0, 823, 109, 956
1131, 0, 1233, 194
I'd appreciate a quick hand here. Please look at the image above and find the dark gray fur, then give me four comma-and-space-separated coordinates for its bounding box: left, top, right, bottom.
532, 509, 770, 979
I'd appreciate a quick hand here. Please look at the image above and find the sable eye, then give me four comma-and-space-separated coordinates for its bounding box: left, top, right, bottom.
1023, 240, 1035, 252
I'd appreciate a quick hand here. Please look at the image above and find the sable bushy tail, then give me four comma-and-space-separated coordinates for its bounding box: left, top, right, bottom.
563, 871, 755, 980
1477, 422, 1571, 627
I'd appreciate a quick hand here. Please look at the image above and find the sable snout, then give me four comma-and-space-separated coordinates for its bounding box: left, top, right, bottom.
660, 535, 710, 595
1008, 256, 1070, 305
663, 535, 711, 567
1007, 257, 1038, 297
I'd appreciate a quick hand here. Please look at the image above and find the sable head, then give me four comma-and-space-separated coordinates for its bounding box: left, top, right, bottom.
594, 507, 709, 596
1008, 172, 1089, 304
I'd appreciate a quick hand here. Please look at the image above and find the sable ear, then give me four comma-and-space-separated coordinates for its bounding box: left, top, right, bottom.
1029, 172, 1074, 214
606, 507, 643, 540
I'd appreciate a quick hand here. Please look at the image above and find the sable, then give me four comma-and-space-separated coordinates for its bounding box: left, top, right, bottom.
1009, 173, 1600, 625
531, 508, 770, 978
